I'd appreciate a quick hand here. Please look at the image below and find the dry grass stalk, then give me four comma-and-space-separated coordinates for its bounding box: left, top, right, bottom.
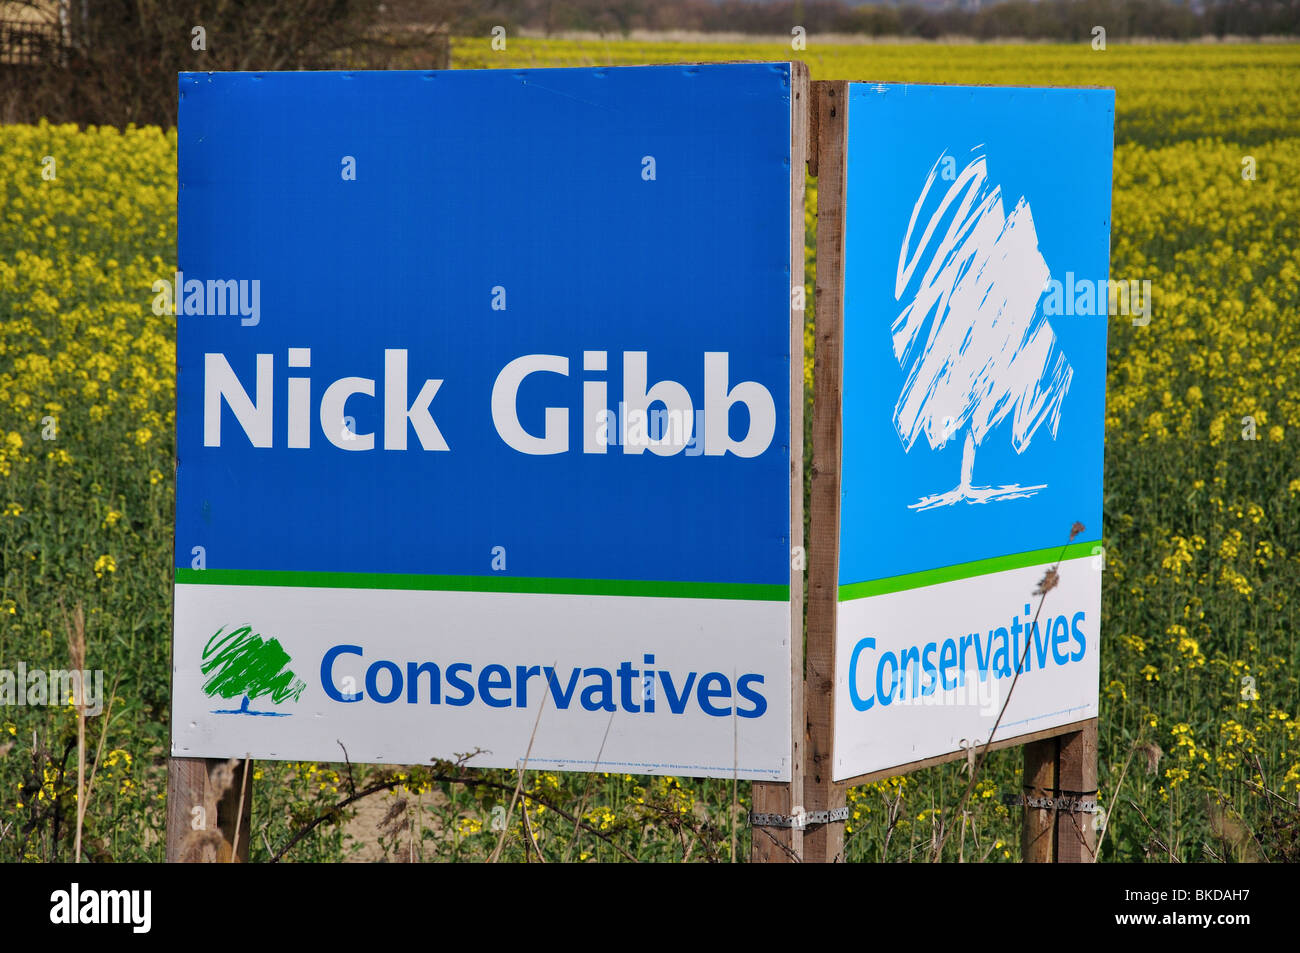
76, 674, 121, 853
563, 711, 615, 863
1095, 736, 1143, 859
520, 799, 545, 862
230, 756, 251, 862
489, 667, 553, 863
62, 602, 86, 863
930, 522, 1083, 862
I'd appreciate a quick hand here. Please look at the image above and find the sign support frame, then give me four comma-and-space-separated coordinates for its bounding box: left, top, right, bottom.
799, 79, 849, 864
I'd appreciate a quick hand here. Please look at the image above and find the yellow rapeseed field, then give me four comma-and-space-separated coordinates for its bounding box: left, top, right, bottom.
1, 40, 1298, 861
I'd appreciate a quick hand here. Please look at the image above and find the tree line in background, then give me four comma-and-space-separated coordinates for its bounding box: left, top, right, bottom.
0, 0, 1295, 136
444, 0, 1300, 39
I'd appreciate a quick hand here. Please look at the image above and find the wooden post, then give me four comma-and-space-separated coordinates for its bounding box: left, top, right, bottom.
166, 756, 252, 862
1022, 738, 1056, 863
1021, 718, 1098, 863
1056, 721, 1099, 863
801, 79, 849, 865
751, 60, 809, 864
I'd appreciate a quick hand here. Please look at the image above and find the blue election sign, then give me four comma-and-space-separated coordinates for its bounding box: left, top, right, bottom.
172, 65, 800, 780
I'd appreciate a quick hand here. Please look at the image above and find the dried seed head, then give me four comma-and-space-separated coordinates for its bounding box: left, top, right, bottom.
64, 602, 86, 683
1138, 742, 1163, 775
379, 797, 410, 834
1034, 568, 1060, 596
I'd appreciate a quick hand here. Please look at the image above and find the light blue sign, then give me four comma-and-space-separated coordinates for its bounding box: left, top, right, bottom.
840, 84, 1114, 589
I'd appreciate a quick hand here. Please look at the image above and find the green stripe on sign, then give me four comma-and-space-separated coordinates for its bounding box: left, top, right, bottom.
173, 568, 789, 602
838, 541, 1098, 602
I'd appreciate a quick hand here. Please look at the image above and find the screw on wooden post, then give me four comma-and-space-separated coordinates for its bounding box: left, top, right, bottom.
166, 756, 251, 862
751, 60, 810, 864
800, 79, 849, 864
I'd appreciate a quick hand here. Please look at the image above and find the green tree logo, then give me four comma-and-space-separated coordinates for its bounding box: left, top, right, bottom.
201, 624, 306, 717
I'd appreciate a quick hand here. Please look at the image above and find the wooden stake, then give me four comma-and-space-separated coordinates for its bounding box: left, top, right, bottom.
751, 60, 809, 864
1021, 718, 1098, 863
1022, 737, 1056, 863
166, 756, 252, 862
801, 79, 849, 865
1056, 720, 1099, 863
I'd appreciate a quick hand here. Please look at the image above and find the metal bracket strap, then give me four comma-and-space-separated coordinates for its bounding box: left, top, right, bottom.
1002, 793, 1098, 814
749, 807, 850, 829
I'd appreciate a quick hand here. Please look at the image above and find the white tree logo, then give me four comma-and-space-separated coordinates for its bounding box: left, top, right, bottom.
891, 150, 1072, 511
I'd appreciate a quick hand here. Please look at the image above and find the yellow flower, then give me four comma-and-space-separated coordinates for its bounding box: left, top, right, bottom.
1219, 567, 1253, 597
1161, 536, 1195, 575
1175, 637, 1205, 668
93, 554, 117, 578
1218, 530, 1243, 560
